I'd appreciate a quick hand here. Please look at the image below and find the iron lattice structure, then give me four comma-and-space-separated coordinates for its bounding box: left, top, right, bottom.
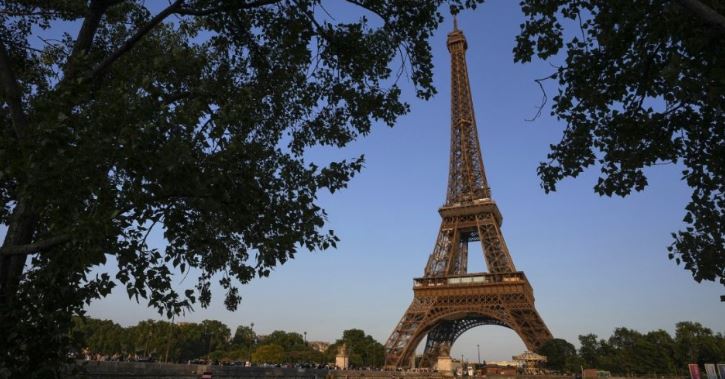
383, 21, 552, 369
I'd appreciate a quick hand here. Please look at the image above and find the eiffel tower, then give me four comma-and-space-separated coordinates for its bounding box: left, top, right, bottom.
383, 18, 553, 369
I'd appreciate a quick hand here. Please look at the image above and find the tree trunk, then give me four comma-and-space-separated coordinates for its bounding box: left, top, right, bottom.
678, 0, 725, 32
0, 199, 36, 305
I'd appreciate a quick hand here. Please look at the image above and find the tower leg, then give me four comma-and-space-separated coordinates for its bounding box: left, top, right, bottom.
508, 308, 552, 352
384, 290, 552, 368
383, 298, 431, 368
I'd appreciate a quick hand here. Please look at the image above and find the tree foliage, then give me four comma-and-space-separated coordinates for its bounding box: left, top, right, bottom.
65, 318, 725, 374
71, 318, 127, 356
536, 338, 581, 373
578, 334, 602, 369
0, 0, 484, 376
231, 325, 256, 350
325, 329, 385, 368
251, 344, 286, 364
261, 330, 305, 352
70, 317, 234, 363
254, 330, 324, 364
568, 322, 725, 375
69, 317, 330, 366
674, 321, 723, 365
515, 0, 725, 288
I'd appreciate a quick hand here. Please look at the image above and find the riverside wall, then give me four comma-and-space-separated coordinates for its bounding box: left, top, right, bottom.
66, 362, 686, 379
68, 361, 445, 379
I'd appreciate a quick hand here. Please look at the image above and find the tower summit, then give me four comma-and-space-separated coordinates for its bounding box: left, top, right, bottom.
383, 19, 553, 369
445, 13, 490, 205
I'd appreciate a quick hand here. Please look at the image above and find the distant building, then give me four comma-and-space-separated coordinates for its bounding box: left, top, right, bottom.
483, 364, 518, 376
513, 351, 547, 375
486, 360, 520, 368
308, 341, 330, 353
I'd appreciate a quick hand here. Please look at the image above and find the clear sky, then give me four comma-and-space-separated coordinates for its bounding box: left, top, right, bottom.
7, 0, 724, 363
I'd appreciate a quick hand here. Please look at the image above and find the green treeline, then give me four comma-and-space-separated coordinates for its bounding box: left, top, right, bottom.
74, 317, 724, 373
71, 317, 384, 367
538, 322, 725, 376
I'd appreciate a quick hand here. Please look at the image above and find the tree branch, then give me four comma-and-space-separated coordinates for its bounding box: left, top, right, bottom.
176, 0, 282, 16
70, 1, 110, 61
0, 234, 71, 257
678, 0, 725, 32
63, 0, 112, 81
141, 219, 159, 248
0, 40, 29, 140
525, 73, 556, 122
89, 0, 185, 80
344, 0, 387, 23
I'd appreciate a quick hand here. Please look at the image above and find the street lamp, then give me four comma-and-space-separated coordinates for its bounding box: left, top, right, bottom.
250, 322, 255, 347
249, 322, 255, 364
477, 344, 480, 364
164, 316, 175, 363
144, 328, 153, 358
203, 325, 213, 360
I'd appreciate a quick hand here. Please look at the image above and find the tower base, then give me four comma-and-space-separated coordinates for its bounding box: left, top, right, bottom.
437, 355, 454, 375
384, 272, 551, 368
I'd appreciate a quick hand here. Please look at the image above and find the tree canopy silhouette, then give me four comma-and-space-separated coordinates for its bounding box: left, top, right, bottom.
514, 0, 724, 289
0, 0, 483, 375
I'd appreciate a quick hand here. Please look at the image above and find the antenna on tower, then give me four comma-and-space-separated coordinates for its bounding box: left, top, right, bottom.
450, 5, 459, 30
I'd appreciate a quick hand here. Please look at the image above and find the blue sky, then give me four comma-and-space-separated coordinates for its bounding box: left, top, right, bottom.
6, 0, 723, 363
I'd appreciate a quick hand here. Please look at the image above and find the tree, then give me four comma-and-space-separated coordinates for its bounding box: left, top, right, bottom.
606, 327, 643, 375
326, 329, 385, 368
674, 321, 723, 366
175, 322, 208, 362
70, 317, 345, 365
575, 324, 724, 376
252, 344, 285, 364
200, 319, 231, 357
262, 330, 305, 352
0, 0, 484, 375
515, 0, 725, 289
256, 330, 324, 363
640, 330, 677, 376
287, 347, 325, 364
231, 325, 257, 350
125, 319, 179, 359
578, 334, 601, 369
71, 317, 127, 356
221, 348, 250, 363
537, 338, 581, 373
